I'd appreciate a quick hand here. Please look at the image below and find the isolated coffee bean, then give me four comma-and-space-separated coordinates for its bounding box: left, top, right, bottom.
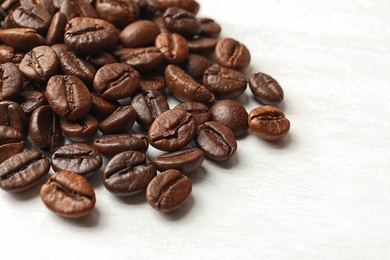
0, 62, 24, 101
99, 105, 137, 135
163, 7, 201, 37
46, 12, 67, 46
152, 148, 204, 174
248, 105, 290, 141
119, 19, 160, 47
93, 134, 149, 157
214, 38, 251, 69
17, 90, 48, 117
40, 170, 96, 218
173, 102, 211, 126
0, 101, 27, 134
60, 114, 99, 143
0, 150, 50, 193
146, 169, 192, 212
0, 28, 46, 52
59, 51, 96, 85
249, 72, 284, 105
96, 0, 139, 29
155, 32, 188, 64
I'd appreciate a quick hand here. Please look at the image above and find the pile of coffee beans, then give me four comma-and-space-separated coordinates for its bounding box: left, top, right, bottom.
0, 0, 290, 218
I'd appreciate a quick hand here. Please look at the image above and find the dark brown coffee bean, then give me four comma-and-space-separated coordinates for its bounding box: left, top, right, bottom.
51, 143, 102, 177
12, 2, 53, 34
203, 66, 247, 99
60, 0, 97, 21
0, 44, 24, 64
249, 72, 284, 105
96, 0, 139, 29
131, 90, 170, 129
99, 105, 137, 135
146, 169, 192, 212
17, 90, 48, 117
93, 133, 149, 157
139, 72, 166, 92
89, 92, 120, 119
163, 7, 201, 37
214, 38, 251, 70
173, 101, 211, 126
59, 51, 96, 85
112, 47, 163, 73
153, 148, 204, 174
0, 0, 19, 14
103, 150, 156, 196
0, 101, 27, 134
46, 75, 92, 121
85, 52, 117, 69
51, 43, 70, 58
0, 125, 25, 164
46, 12, 68, 46
0, 29, 47, 52
195, 121, 237, 161
0, 150, 50, 193
155, 0, 199, 14
165, 64, 215, 104
187, 37, 218, 56
29, 105, 63, 151
40, 170, 96, 218
155, 32, 188, 64
0, 62, 24, 101
248, 105, 290, 141
119, 19, 160, 47
152, 15, 169, 33
148, 109, 197, 151
93, 63, 140, 100
19, 46, 59, 84
180, 53, 212, 81
210, 99, 248, 137
198, 17, 221, 38
60, 114, 99, 142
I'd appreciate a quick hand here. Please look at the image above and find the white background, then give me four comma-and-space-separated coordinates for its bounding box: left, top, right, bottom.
2, 0, 390, 259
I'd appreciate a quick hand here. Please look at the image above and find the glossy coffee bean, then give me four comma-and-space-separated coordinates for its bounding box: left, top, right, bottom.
139, 72, 166, 92
148, 109, 197, 152
102, 150, 156, 196
173, 101, 211, 126
0, 150, 50, 193
163, 7, 201, 37
60, 114, 99, 142
214, 38, 251, 70
0, 62, 24, 101
119, 19, 160, 47
89, 92, 120, 119
40, 170, 96, 218
248, 105, 290, 141
155, 32, 188, 64
249, 72, 284, 105
112, 47, 163, 73
0, 44, 24, 64
0, 125, 25, 164
59, 51, 96, 85
96, 0, 139, 29
152, 148, 204, 174
187, 37, 218, 56
195, 121, 237, 161
180, 53, 212, 81
0, 28, 46, 52
99, 105, 137, 135
46, 12, 67, 46
93, 133, 149, 157
17, 90, 48, 117
51, 143, 102, 177
198, 17, 221, 38
0, 101, 27, 134
146, 169, 192, 212
12, 2, 53, 34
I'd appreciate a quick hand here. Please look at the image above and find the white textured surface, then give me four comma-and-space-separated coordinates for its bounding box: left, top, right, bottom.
2, 0, 390, 259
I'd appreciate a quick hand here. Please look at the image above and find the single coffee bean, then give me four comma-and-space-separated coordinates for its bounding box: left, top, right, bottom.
139, 72, 166, 92
0, 28, 47, 52
85, 52, 117, 69
60, 114, 99, 142
148, 109, 197, 151
17, 90, 48, 117
93, 133, 149, 157
131, 90, 170, 129
0, 101, 27, 135
0, 62, 24, 101
45, 11, 67, 46
203, 66, 247, 99
155, 32, 188, 64
249, 72, 284, 105
165, 64, 215, 104
102, 150, 156, 196
0, 150, 50, 193
12, 2, 53, 34
40, 170, 96, 218
210, 99, 248, 137
198, 17, 221, 38
19, 45, 59, 84
0, 125, 25, 164
187, 37, 218, 56
59, 51, 96, 85
152, 148, 204, 174
96, 0, 139, 29
163, 7, 201, 37
146, 169, 192, 212
214, 38, 251, 70
119, 19, 160, 47
51, 143, 102, 177
248, 105, 290, 141
93, 63, 140, 100
180, 53, 212, 81
195, 121, 237, 161
99, 105, 137, 135
46, 75, 92, 121
112, 47, 163, 73
60, 0, 97, 21
29, 105, 63, 151
89, 92, 120, 119
155, 0, 200, 14
0, 44, 24, 64
173, 101, 211, 126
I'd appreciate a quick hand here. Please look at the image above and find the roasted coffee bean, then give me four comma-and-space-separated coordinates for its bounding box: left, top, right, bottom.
152, 15, 169, 33
59, 51, 96, 85
152, 148, 204, 174
155, 32, 188, 64
99, 105, 137, 135
96, 0, 139, 29
210, 99, 248, 137
89, 92, 120, 119
45, 12, 67, 46
0, 29, 47, 52
148, 109, 197, 151
102, 150, 156, 196
0, 101, 27, 134
248, 105, 290, 141
214, 38, 251, 70
155, 0, 199, 14
60, 114, 99, 142
93, 63, 140, 100
180, 53, 212, 81
51, 43, 70, 58
163, 7, 201, 37
249, 72, 284, 105
0, 0, 19, 15
19, 46, 59, 84
51, 143, 102, 177
12, 2, 53, 34
93, 133, 149, 156
0, 150, 50, 193
0, 62, 24, 101
187, 37, 218, 56
18, 90, 48, 117
0, 125, 25, 164
139, 72, 165, 92
198, 17, 221, 38
146, 169, 192, 212
119, 19, 160, 47
85, 52, 117, 69
29, 105, 63, 151
40, 170, 96, 218
165, 64, 215, 104
0, 44, 24, 64
131, 90, 170, 129
46, 75, 92, 121
195, 121, 237, 161
112, 47, 163, 73
174, 101, 211, 126
60, 0, 97, 21
203, 66, 247, 99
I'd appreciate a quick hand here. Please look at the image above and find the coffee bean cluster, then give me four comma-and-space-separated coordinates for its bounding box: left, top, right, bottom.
0, 0, 290, 218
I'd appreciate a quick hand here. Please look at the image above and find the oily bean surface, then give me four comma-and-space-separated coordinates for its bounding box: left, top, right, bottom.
93, 134, 149, 157
214, 37, 251, 70
249, 72, 284, 105
152, 148, 204, 174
